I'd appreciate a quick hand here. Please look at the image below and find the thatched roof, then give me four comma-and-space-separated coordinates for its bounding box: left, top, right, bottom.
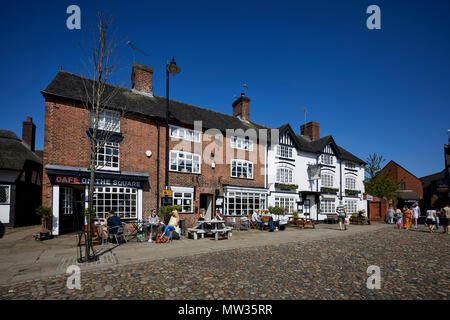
0, 130, 42, 171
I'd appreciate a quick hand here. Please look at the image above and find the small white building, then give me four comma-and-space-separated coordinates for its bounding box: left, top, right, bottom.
267, 122, 366, 221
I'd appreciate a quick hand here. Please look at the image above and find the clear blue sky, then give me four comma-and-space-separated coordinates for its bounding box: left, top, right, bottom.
0, 0, 449, 178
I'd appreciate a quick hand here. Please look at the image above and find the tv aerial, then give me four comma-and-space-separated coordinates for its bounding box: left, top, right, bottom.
126, 41, 149, 64
233, 83, 249, 100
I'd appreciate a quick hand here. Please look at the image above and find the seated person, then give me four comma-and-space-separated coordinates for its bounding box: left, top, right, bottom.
278, 213, 289, 231
162, 210, 180, 239
268, 212, 280, 232
147, 209, 163, 235
197, 209, 206, 228
101, 212, 113, 238
358, 209, 367, 220
107, 211, 123, 238
214, 209, 224, 221
251, 210, 263, 230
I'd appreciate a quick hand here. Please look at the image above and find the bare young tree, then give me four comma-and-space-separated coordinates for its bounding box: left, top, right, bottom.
79, 12, 126, 262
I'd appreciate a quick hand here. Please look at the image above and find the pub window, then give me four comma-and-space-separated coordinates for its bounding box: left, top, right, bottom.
320, 199, 335, 214
93, 187, 137, 219
230, 136, 253, 151
276, 145, 293, 159
225, 191, 266, 216
276, 166, 293, 184
91, 110, 120, 133
321, 173, 334, 188
274, 196, 296, 213
0, 185, 10, 204
96, 142, 120, 171
345, 162, 357, 169
345, 177, 356, 190
321, 154, 333, 165
173, 192, 193, 213
345, 200, 357, 214
231, 159, 253, 179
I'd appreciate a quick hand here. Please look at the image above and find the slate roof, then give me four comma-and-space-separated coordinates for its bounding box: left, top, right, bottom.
0, 130, 42, 171
42, 70, 366, 165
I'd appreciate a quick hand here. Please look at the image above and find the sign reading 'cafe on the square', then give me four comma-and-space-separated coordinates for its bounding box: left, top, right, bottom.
54, 175, 141, 188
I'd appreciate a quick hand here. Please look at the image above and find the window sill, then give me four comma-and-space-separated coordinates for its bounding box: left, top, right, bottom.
169, 170, 201, 175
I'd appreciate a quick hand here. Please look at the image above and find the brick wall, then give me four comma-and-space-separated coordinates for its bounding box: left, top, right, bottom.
380, 161, 423, 197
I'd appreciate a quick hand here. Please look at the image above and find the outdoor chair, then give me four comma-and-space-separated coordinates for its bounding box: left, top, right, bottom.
105, 224, 127, 245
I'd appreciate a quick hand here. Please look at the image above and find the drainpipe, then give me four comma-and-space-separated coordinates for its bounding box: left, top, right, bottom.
339, 160, 343, 201
156, 121, 161, 212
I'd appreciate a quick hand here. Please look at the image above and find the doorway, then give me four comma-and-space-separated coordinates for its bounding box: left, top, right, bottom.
200, 194, 213, 220
59, 185, 85, 234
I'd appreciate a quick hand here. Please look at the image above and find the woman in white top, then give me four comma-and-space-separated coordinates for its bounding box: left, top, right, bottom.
411, 202, 420, 229
426, 208, 437, 233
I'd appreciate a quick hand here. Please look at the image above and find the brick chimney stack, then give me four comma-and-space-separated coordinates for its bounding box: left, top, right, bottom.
232, 93, 250, 121
131, 62, 153, 95
300, 121, 320, 141
22, 116, 36, 151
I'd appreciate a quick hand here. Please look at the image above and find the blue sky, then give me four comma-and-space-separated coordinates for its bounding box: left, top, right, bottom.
0, 0, 449, 178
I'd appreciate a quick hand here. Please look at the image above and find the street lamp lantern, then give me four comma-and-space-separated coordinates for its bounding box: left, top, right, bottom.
167, 57, 181, 75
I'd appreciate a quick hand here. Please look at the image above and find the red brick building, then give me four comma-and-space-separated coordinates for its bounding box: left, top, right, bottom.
41, 63, 269, 235
379, 160, 423, 206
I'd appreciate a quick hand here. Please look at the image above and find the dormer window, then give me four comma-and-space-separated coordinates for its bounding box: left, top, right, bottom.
321, 154, 333, 165
276, 166, 293, 184
276, 145, 293, 159
345, 162, 357, 169
91, 110, 120, 133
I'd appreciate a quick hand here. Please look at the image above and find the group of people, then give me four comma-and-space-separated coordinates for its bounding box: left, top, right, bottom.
386, 202, 450, 234
251, 209, 289, 232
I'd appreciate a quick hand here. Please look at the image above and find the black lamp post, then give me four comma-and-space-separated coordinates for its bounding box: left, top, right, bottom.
165, 57, 181, 194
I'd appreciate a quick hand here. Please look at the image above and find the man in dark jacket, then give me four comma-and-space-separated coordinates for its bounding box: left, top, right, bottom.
107, 211, 122, 234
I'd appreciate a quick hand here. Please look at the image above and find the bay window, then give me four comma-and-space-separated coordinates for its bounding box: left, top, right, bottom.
321, 173, 334, 188
345, 177, 356, 190
225, 191, 266, 216
276, 166, 293, 184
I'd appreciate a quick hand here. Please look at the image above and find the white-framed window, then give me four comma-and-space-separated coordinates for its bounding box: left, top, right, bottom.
170, 125, 201, 142
93, 187, 137, 219
321, 173, 334, 188
231, 159, 253, 179
275, 196, 296, 213
345, 200, 357, 214
321, 154, 333, 165
91, 110, 120, 133
345, 177, 356, 190
320, 198, 335, 214
276, 145, 293, 159
60, 187, 74, 215
276, 166, 293, 184
173, 192, 193, 213
170, 150, 201, 174
0, 185, 10, 204
345, 162, 357, 169
230, 136, 253, 151
96, 142, 120, 170
225, 191, 266, 216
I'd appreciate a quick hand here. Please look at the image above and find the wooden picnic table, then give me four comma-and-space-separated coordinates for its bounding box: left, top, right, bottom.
288, 217, 316, 229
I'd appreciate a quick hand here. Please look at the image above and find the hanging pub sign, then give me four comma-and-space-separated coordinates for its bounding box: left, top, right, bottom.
53, 175, 141, 188
308, 164, 321, 180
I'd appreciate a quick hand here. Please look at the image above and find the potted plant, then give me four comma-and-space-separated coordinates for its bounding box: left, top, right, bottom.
35, 206, 53, 240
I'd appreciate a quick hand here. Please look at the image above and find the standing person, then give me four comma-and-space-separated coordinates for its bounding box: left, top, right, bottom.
395, 209, 403, 229
386, 204, 395, 224
425, 207, 437, 233
336, 201, 347, 231
442, 203, 450, 234
435, 207, 440, 231
402, 205, 412, 230
411, 202, 420, 229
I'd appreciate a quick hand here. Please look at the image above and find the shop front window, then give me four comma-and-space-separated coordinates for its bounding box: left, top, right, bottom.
320, 199, 335, 214
93, 187, 137, 219
275, 196, 296, 213
173, 192, 193, 213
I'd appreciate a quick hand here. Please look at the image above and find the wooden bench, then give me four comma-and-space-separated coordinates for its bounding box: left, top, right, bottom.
187, 228, 206, 240
288, 217, 316, 229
